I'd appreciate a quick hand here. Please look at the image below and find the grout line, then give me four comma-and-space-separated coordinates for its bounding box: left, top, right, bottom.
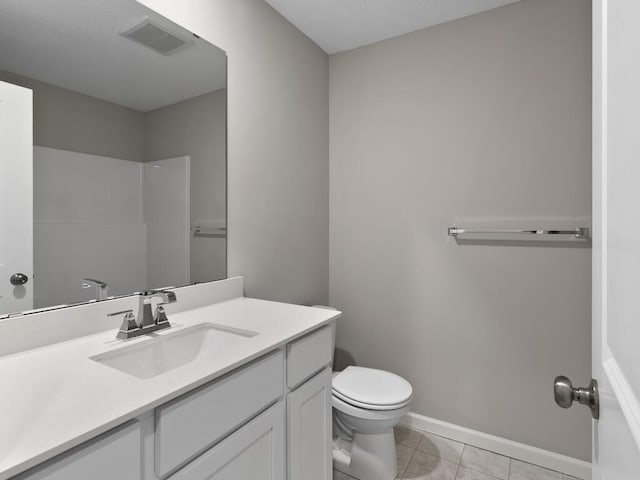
400, 443, 418, 478
454, 442, 506, 480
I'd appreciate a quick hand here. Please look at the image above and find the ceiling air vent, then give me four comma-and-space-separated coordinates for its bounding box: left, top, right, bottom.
121, 19, 194, 55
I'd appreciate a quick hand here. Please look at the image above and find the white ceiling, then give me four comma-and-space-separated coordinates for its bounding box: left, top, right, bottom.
264, 0, 521, 54
0, 0, 226, 112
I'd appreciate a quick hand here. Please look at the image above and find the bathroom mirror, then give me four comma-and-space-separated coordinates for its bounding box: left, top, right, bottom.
0, 0, 227, 317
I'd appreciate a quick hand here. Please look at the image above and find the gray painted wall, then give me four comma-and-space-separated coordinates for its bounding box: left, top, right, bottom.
139, 0, 330, 306
146, 89, 227, 282
329, 0, 592, 461
0, 70, 146, 162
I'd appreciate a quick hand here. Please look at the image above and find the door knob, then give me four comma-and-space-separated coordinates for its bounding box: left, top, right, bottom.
554, 376, 599, 419
9, 273, 28, 286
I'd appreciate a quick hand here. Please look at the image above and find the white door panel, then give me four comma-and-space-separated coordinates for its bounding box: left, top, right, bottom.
287, 368, 332, 480
168, 402, 285, 480
0, 80, 33, 314
593, 1, 640, 477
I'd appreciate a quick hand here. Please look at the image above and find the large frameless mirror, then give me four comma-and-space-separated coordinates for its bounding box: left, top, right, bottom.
0, 0, 227, 318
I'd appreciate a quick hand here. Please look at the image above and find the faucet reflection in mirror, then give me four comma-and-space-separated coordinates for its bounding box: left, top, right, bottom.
82, 278, 109, 301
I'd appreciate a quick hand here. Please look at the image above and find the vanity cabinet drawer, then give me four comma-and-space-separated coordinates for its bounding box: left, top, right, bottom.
168, 402, 285, 480
286, 326, 332, 389
155, 350, 284, 478
15, 421, 142, 480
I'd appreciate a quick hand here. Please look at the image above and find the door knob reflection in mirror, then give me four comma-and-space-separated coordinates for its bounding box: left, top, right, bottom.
554, 376, 599, 419
10, 273, 28, 286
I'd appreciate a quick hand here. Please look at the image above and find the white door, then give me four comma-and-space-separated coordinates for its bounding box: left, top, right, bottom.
592, 1, 640, 477
0, 80, 33, 314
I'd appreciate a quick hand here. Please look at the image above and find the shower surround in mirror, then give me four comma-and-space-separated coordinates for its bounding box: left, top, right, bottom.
34, 148, 190, 309
0, 0, 227, 316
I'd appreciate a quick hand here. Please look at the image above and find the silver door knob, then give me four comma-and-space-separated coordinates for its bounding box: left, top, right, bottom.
554, 376, 599, 419
10, 273, 28, 286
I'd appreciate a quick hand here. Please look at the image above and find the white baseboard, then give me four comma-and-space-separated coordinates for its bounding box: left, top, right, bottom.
400, 412, 592, 480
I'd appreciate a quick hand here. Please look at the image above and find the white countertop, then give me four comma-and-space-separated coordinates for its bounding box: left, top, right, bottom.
0, 297, 340, 480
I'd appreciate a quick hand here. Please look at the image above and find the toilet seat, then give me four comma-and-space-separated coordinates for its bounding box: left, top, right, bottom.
332, 366, 412, 411
333, 389, 411, 411
332, 394, 410, 421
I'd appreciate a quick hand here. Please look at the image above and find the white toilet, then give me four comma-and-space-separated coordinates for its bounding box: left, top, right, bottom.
311, 305, 413, 480
331, 366, 412, 480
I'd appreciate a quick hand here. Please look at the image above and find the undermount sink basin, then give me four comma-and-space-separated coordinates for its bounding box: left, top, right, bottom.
91, 323, 258, 379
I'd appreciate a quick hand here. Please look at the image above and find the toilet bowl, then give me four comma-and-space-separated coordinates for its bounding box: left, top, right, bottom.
331, 366, 413, 480
310, 305, 412, 480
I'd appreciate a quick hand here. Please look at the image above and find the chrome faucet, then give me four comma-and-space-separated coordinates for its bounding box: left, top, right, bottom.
139, 289, 177, 328
108, 289, 178, 340
82, 278, 109, 301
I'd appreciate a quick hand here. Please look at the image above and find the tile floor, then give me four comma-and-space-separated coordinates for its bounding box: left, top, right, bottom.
333, 425, 582, 480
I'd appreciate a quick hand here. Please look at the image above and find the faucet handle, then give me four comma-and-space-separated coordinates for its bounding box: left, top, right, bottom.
155, 305, 170, 326
108, 310, 139, 339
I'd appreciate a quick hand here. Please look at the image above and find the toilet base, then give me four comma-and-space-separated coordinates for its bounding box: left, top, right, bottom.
332, 430, 397, 480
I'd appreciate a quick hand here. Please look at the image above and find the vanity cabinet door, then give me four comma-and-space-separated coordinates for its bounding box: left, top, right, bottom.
168, 402, 285, 480
14, 420, 143, 480
155, 351, 284, 477
287, 367, 332, 480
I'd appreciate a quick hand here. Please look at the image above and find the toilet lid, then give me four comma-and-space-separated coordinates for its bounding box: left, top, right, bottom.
332, 366, 412, 409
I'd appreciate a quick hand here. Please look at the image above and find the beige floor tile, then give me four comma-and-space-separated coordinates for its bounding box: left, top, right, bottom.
418, 432, 465, 463
561, 476, 581, 480
397, 443, 416, 474
460, 446, 509, 480
398, 450, 458, 480
509, 460, 561, 480
395, 425, 424, 449
456, 466, 502, 480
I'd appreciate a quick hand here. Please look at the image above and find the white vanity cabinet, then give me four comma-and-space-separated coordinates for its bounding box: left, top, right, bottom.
12, 323, 334, 480
287, 367, 332, 480
286, 325, 333, 389
168, 402, 285, 480
285, 326, 334, 480
154, 351, 284, 477
15, 421, 144, 480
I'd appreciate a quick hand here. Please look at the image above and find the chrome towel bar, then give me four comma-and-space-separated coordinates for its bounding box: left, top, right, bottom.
448, 226, 590, 239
